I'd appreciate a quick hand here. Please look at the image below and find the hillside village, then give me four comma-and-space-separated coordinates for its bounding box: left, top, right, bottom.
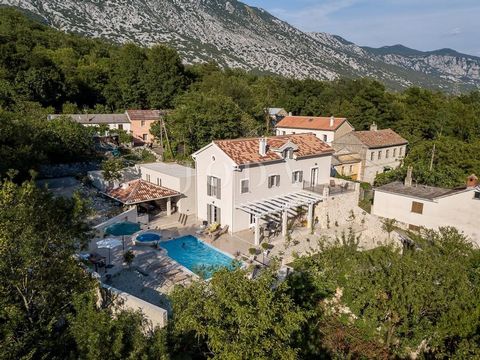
39, 107, 480, 329
1, 7, 480, 360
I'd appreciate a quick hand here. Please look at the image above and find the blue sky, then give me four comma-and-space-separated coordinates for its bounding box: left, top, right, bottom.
243, 0, 480, 56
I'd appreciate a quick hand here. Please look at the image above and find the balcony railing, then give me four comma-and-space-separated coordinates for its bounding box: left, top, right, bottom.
303, 180, 356, 196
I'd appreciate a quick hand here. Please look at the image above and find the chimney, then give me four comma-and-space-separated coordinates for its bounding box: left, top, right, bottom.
259, 137, 267, 156
370, 122, 378, 131
404, 166, 413, 187
466, 174, 478, 188
330, 115, 334, 127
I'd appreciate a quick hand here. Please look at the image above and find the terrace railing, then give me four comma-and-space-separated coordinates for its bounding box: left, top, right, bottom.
303, 180, 356, 196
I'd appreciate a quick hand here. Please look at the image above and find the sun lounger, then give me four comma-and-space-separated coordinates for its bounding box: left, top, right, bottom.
212, 225, 229, 240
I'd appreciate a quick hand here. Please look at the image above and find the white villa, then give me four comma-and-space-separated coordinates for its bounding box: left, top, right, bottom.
48, 113, 131, 132
192, 133, 333, 244
333, 123, 408, 183
372, 172, 480, 245
275, 115, 354, 145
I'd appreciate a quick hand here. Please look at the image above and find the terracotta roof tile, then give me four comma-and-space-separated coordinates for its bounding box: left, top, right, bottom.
126, 110, 168, 121
352, 129, 408, 148
105, 179, 179, 205
276, 116, 347, 131
214, 133, 333, 166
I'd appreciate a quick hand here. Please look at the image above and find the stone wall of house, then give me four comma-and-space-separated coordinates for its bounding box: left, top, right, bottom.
314, 184, 401, 249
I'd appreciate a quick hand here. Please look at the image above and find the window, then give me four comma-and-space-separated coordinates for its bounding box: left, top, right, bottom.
141, 120, 145, 127
323, 134, 328, 142
378, 151, 382, 160
399, 147, 404, 156
142, 134, 148, 141
341, 166, 345, 175
292, 171, 303, 183
409, 224, 420, 232
386, 149, 390, 158
207, 176, 221, 199
118, 124, 123, 130
370, 152, 374, 161
268, 175, 280, 188
393, 148, 397, 157
411, 201, 424, 214
349, 165, 353, 173
283, 148, 293, 159
156, 178, 161, 186
292, 132, 296, 134
241, 179, 249, 194
282, 131, 286, 135
146, 174, 151, 182
474, 191, 480, 199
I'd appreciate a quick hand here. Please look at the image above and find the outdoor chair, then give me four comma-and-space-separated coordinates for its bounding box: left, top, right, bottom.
212, 225, 229, 240
330, 179, 336, 187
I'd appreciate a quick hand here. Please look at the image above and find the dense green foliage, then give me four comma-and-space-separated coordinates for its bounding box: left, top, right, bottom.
288, 228, 480, 359
170, 269, 306, 359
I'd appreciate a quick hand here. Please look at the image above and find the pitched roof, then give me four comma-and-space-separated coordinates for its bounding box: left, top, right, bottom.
48, 113, 129, 124
126, 110, 167, 121
105, 179, 180, 205
276, 116, 347, 131
332, 151, 362, 166
375, 181, 467, 200
213, 133, 334, 166
350, 129, 408, 148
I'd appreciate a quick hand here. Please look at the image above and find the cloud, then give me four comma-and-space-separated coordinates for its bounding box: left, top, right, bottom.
446, 27, 462, 37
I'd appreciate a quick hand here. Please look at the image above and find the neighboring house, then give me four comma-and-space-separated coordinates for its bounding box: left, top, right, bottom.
372, 173, 480, 245
47, 113, 131, 133
331, 149, 363, 180
192, 133, 333, 244
48, 109, 168, 145
333, 123, 408, 183
126, 109, 167, 145
275, 115, 354, 145
138, 162, 196, 216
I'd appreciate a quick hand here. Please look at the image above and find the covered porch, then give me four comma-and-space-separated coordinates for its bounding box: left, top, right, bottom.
103, 179, 182, 218
236, 191, 324, 245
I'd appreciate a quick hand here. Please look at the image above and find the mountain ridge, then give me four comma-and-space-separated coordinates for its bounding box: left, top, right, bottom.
2, 0, 479, 92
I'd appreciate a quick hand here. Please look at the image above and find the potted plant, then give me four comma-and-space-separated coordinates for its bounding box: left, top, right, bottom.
123, 250, 135, 268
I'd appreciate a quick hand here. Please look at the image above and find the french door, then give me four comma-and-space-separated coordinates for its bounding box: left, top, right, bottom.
207, 204, 221, 224
310, 167, 319, 187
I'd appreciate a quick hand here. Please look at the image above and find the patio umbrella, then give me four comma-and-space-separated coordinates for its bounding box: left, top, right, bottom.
97, 238, 122, 267
105, 221, 141, 251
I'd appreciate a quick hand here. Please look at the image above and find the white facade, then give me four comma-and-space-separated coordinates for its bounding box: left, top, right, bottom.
372, 186, 480, 245
193, 143, 332, 234
138, 163, 196, 215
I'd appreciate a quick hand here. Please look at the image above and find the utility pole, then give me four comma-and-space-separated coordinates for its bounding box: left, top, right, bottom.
429, 143, 436, 171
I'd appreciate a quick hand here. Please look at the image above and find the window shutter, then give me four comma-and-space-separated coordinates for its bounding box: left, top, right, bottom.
217, 207, 221, 225
268, 176, 272, 188
299, 171, 303, 182
216, 178, 221, 199
292, 173, 295, 183
207, 176, 211, 196
276, 175, 280, 186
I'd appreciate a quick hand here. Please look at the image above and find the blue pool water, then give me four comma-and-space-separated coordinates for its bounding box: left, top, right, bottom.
159, 235, 238, 279
137, 233, 161, 243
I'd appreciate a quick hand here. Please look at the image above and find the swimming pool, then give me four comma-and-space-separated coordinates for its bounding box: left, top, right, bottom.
134, 230, 162, 245
159, 235, 238, 279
